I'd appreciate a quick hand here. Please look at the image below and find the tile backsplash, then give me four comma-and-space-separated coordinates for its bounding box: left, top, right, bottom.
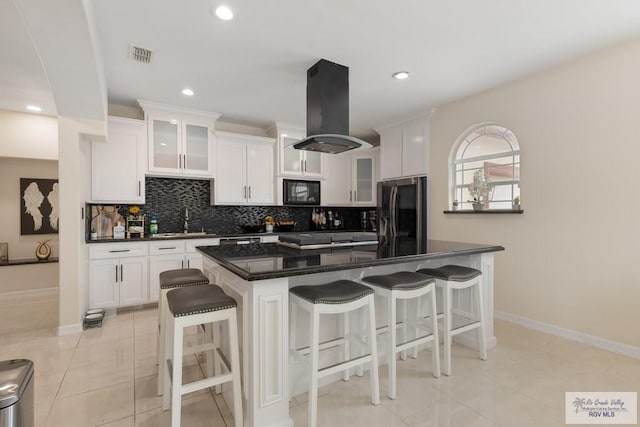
87, 177, 373, 236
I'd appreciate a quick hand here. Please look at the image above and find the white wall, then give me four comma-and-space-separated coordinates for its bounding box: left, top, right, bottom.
0, 110, 58, 159
429, 37, 640, 348
0, 111, 59, 294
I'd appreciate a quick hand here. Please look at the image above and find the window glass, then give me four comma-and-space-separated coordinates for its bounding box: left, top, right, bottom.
451, 124, 520, 210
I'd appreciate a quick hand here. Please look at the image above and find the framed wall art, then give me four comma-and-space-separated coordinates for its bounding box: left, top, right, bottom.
20, 178, 59, 235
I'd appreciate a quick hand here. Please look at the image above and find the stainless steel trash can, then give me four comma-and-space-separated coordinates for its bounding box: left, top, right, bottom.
0, 360, 34, 427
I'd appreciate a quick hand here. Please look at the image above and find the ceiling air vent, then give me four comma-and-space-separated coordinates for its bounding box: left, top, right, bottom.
129, 45, 152, 63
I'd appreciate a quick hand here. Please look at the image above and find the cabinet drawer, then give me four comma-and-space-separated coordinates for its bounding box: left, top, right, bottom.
149, 241, 186, 255
186, 238, 220, 253
89, 243, 149, 260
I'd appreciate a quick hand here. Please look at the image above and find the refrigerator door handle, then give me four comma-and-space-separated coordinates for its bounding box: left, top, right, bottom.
390, 186, 398, 236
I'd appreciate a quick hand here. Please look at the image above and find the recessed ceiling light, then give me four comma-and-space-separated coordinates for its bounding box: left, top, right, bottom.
182, 88, 194, 96
392, 71, 410, 80
26, 105, 42, 112
214, 5, 234, 20
169, 119, 178, 125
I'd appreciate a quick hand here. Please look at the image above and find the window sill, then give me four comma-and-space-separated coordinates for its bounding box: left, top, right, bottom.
443, 209, 523, 214
0, 257, 59, 267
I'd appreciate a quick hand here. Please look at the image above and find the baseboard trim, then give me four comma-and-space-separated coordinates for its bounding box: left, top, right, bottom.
57, 323, 82, 336
0, 287, 58, 301
495, 310, 640, 359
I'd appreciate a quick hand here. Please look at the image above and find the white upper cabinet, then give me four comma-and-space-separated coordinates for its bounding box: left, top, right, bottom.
215, 132, 275, 205
324, 148, 378, 207
268, 122, 323, 178
377, 114, 430, 180
139, 100, 220, 178
91, 116, 146, 203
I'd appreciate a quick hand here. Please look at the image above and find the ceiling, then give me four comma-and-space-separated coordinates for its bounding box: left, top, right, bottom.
6, 1, 640, 141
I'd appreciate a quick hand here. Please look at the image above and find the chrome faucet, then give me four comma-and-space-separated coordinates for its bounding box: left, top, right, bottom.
183, 207, 189, 234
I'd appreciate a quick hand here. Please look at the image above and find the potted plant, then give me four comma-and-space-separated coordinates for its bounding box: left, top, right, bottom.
512, 196, 521, 210
468, 169, 492, 210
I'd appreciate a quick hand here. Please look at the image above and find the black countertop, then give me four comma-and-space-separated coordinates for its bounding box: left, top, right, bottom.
197, 238, 504, 281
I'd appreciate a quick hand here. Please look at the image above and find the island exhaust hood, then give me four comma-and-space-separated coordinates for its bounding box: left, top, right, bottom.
293, 59, 371, 154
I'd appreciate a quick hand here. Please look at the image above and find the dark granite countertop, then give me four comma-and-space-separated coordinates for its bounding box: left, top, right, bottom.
85, 229, 368, 244
197, 238, 504, 281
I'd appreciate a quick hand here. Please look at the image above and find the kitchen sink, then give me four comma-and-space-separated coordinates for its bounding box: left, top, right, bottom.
150, 232, 212, 238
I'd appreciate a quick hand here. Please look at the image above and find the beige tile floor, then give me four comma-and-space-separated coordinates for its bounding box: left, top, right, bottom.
0, 306, 638, 426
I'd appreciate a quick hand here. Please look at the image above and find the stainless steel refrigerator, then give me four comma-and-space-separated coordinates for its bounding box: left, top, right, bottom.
377, 176, 428, 240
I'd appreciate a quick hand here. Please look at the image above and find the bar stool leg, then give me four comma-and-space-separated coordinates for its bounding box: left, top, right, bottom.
228, 312, 244, 427
162, 306, 172, 410
443, 284, 453, 376
387, 293, 397, 399
399, 300, 408, 361
367, 295, 380, 405
429, 287, 441, 377
342, 312, 350, 381
356, 308, 365, 377
157, 291, 166, 396
476, 280, 487, 361
171, 319, 184, 426
308, 307, 321, 427
411, 296, 421, 359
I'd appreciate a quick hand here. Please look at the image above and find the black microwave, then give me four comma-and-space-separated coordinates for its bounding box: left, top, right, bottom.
283, 179, 320, 205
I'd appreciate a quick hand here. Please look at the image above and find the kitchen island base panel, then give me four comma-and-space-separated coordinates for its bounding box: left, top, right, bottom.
202, 251, 497, 427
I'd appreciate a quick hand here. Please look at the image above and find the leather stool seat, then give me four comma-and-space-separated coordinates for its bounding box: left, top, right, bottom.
167, 285, 236, 316
159, 268, 209, 289
361, 271, 435, 290
290, 280, 373, 304
416, 265, 481, 282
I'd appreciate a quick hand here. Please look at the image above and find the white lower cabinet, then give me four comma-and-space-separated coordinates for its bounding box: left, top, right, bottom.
89, 244, 149, 309
89, 239, 220, 309
148, 238, 220, 302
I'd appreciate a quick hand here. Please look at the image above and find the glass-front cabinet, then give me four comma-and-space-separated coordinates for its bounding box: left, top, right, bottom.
354, 156, 374, 204
282, 136, 322, 177
270, 122, 323, 178
139, 100, 220, 178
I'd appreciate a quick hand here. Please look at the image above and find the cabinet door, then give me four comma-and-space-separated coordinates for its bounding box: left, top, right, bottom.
149, 118, 180, 173
353, 155, 375, 205
281, 136, 303, 175
246, 142, 274, 204
324, 154, 352, 205
215, 139, 247, 204
148, 254, 184, 302
402, 119, 429, 177
89, 259, 119, 308
119, 257, 149, 306
185, 253, 203, 270
303, 151, 323, 177
91, 118, 146, 203
379, 126, 402, 180
183, 120, 212, 176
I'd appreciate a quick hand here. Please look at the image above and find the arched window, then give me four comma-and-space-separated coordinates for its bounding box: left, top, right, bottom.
450, 123, 520, 210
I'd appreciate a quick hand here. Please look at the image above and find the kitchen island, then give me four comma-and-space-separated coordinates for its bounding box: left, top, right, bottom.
198, 237, 504, 427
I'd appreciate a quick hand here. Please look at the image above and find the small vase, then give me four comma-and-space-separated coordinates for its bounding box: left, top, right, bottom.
472, 203, 485, 211
265, 224, 274, 233
512, 203, 521, 210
